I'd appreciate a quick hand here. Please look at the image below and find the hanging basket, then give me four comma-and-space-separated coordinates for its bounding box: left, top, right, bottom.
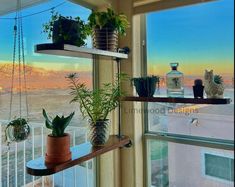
5, 118, 30, 142
92, 27, 118, 52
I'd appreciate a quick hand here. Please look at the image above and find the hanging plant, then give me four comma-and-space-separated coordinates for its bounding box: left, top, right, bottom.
6, 2, 30, 144
5, 118, 30, 142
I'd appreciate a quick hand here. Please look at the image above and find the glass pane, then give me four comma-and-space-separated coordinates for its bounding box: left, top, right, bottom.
146, 0, 234, 140
205, 153, 234, 182
147, 139, 234, 187
0, 1, 95, 187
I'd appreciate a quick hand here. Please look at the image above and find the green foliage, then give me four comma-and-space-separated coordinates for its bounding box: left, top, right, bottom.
66, 73, 127, 123
42, 109, 75, 137
132, 76, 160, 88
42, 10, 90, 46
7, 118, 28, 127
214, 75, 223, 84
131, 76, 160, 82
88, 8, 130, 36
5, 118, 30, 142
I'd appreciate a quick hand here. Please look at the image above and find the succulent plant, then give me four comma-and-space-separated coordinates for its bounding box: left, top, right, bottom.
43, 109, 75, 137
194, 79, 203, 86
214, 75, 223, 84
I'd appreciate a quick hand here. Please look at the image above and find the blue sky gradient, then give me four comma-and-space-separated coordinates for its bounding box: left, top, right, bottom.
147, 0, 234, 75
0, 0, 234, 75
0, 0, 91, 71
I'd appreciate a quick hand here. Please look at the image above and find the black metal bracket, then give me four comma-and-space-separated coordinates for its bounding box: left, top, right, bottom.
124, 140, 133, 148
118, 47, 130, 54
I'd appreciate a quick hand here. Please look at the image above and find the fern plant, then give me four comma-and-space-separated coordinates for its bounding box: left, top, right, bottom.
42, 109, 75, 137
66, 73, 127, 123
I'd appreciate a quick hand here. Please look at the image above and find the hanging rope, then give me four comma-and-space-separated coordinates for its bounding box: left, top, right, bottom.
8, 18, 17, 120
9, 0, 29, 121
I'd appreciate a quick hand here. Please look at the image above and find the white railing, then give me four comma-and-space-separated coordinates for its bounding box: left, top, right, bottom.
0, 120, 95, 187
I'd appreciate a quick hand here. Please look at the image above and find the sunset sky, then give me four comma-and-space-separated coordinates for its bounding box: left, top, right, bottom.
0, 0, 92, 72
147, 0, 234, 76
0, 0, 234, 76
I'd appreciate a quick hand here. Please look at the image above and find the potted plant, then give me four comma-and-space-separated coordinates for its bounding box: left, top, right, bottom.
43, 11, 89, 47
193, 79, 204, 98
5, 118, 30, 142
204, 70, 224, 98
66, 73, 126, 146
42, 109, 75, 164
88, 8, 130, 51
132, 76, 160, 97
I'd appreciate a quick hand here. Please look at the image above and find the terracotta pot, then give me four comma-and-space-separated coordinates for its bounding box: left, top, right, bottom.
92, 27, 118, 52
45, 133, 71, 164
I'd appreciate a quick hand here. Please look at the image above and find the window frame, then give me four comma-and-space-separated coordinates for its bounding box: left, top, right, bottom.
142, 4, 235, 186
201, 150, 234, 184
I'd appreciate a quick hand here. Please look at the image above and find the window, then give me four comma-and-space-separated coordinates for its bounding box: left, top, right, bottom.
0, 1, 95, 186
204, 153, 234, 182
145, 0, 234, 187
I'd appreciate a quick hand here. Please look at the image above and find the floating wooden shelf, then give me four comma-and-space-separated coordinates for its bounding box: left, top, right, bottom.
122, 96, 231, 105
35, 43, 128, 59
26, 135, 131, 176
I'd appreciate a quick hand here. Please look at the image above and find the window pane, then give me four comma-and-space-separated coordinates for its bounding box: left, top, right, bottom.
146, 1, 234, 187
205, 153, 234, 182
146, 0, 234, 138
0, 1, 94, 186
147, 139, 234, 187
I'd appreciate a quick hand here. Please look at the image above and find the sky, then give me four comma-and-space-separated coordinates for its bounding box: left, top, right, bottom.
0, 0, 92, 72
0, 0, 234, 76
147, 0, 234, 76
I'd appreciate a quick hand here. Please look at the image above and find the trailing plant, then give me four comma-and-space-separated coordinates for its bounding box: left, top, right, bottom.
88, 8, 130, 36
42, 10, 90, 46
43, 109, 75, 137
66, 73, 127, 123
5, 118, 30, 142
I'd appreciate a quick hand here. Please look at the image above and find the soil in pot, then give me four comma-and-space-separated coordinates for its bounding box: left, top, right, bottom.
92, 27, 118, 52
45, 133, 71, 164
88, 120, 110, 146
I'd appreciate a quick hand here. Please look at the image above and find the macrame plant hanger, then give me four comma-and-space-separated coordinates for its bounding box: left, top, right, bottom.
6, 0, 30, 145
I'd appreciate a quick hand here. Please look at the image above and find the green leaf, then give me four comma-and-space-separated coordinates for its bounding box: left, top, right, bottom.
42, 109, 53, 129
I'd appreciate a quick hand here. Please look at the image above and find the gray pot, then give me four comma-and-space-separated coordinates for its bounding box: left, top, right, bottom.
88, 120, 110, 146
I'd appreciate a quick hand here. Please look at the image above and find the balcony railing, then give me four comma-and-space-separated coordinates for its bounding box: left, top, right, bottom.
0, 120, 95, 187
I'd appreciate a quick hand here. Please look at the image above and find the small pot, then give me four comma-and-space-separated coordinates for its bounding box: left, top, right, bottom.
45, 133, 71, 164
132, 77, 158, 97
193, 85, 204, 98
88, 120, 110, 146
92, 27, 118, 52
53, 17, 84, 47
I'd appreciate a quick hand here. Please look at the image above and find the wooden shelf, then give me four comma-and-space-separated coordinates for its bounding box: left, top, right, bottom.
35, 43, 128, 59
122, 96, 231, 105
26, 135, 131, 176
